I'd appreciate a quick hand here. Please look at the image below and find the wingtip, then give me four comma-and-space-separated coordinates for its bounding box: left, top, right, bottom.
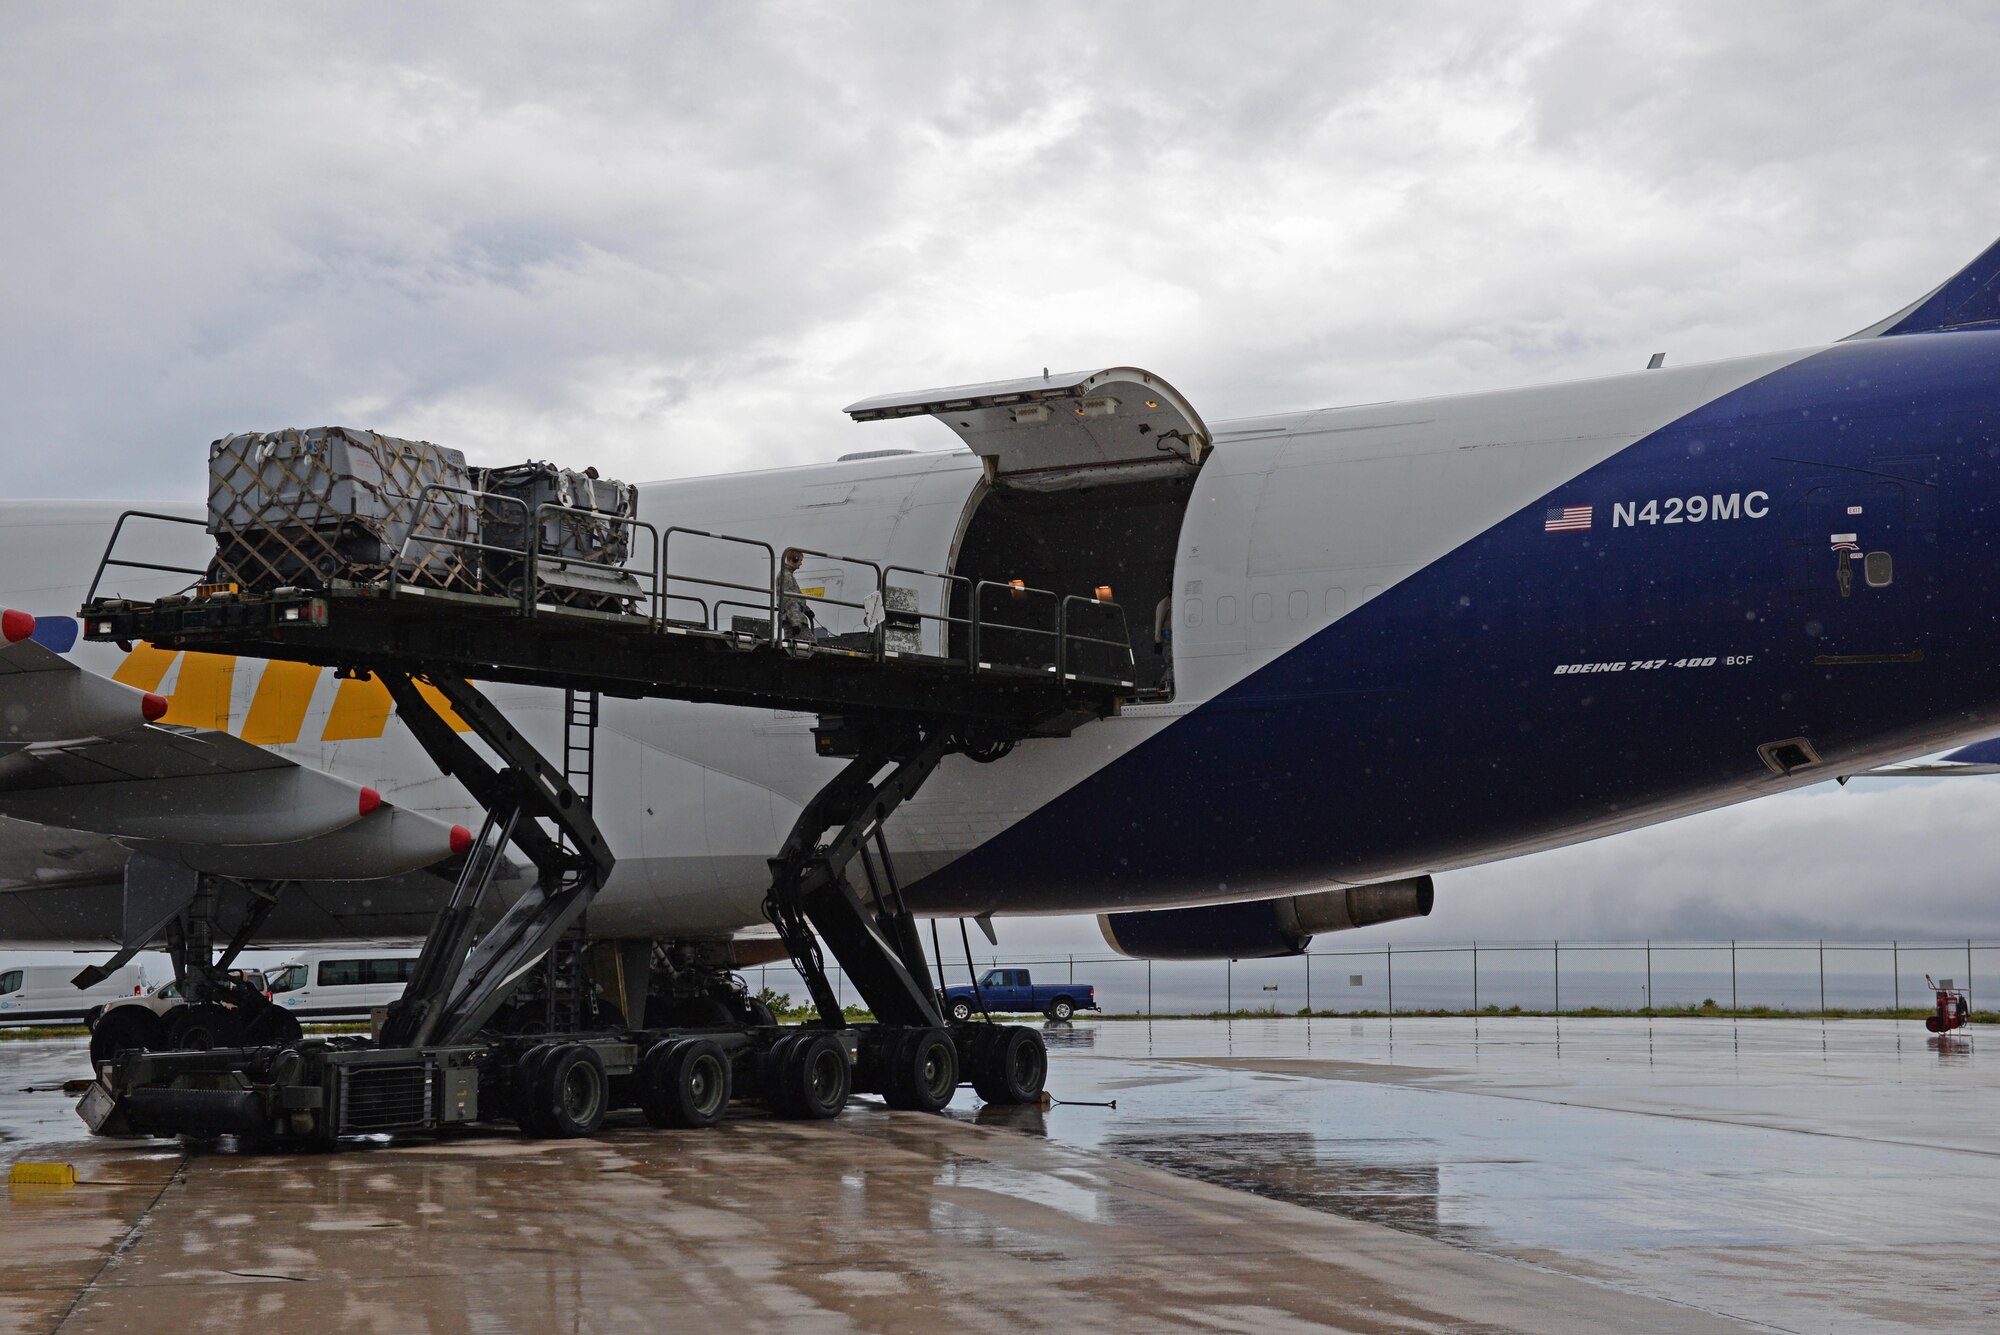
0, 609, 35, 644
449, 824, 474, 855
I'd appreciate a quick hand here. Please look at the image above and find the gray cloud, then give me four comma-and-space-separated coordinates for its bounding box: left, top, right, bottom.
8, 3, 1999, 495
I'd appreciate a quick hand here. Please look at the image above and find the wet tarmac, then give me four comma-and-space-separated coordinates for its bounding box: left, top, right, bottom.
0, 1019, 1993, 1332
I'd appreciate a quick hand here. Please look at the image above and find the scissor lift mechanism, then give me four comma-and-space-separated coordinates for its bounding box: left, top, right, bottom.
75, 514, 1133, 1145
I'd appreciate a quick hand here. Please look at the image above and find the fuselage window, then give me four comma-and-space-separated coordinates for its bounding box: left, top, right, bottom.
1252, 592, 1272, 623
1217, 595, 1237, 626
1326, 588, 1346, 617
1287, 590, 1309, 621
1865, 551, 1893, 587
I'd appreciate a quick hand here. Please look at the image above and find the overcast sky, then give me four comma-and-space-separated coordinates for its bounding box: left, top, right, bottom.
7, 3, 2000, 949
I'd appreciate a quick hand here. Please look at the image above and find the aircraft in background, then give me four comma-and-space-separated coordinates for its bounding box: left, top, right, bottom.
5, 235, 2000, 980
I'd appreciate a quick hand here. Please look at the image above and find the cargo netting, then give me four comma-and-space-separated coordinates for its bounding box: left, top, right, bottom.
206, 428, 478, 594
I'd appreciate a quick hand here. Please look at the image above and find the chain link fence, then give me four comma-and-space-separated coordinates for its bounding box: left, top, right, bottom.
747, 940, 1994, 1017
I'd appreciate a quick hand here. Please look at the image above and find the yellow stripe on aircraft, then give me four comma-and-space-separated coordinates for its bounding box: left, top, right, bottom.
412, 678, 475, 733
158, 651, 236, 730
110, 642, 177, 692
321, 673, 394, 741
240, 660, 323, 745
111, 643, 474, 743
318, 674, 474, 740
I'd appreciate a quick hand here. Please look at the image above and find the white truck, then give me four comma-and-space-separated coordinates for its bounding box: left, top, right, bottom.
0, 963, 148, 1025
265, 949, 421, 1020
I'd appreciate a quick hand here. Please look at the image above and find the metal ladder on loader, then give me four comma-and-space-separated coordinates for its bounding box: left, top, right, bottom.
375, 671, 614, 1050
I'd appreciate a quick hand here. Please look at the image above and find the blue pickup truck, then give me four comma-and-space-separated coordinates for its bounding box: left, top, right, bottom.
944, 968, 1100, 1022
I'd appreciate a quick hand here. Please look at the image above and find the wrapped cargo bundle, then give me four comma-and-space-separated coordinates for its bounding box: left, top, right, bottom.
207, 428, 477, 592
473, 462, 642, 610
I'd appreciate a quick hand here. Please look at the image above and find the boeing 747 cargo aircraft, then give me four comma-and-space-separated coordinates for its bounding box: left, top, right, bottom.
6, 236, 2000, 981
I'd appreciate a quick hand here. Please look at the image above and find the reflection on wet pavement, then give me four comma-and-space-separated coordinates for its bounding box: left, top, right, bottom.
1106, 1131, 1450, 1239
986, 1017, 2000, 1334
9, 1102, 1737, 1334
0, 1042, 182, 1335
0, 1020, 1991, 1332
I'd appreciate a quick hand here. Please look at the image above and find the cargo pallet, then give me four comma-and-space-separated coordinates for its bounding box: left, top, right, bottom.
75, 509, 1127, 1145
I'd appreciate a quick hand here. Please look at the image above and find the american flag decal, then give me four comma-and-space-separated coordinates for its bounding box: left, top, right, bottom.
1544, 504, 1592, 532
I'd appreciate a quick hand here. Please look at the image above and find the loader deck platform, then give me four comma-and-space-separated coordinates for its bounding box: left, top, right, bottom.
80, 510, 1140, 737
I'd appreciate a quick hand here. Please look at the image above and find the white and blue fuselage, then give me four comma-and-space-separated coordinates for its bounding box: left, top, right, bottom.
4, 246, 1999, 950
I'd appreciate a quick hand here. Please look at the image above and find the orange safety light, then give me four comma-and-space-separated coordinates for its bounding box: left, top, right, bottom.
1094, 585, 1113, 602
1008, 579, 1027, 599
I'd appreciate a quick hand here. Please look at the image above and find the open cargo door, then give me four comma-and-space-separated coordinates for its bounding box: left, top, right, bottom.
846, 367, 1211, 696
844, 368, 1209, 491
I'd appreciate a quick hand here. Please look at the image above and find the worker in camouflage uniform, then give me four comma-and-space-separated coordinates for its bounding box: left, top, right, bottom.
779, 547, 818, 642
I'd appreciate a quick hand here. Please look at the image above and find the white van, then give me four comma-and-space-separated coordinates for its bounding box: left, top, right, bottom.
0, 963, 149, 1025
266, 949, 421, 1020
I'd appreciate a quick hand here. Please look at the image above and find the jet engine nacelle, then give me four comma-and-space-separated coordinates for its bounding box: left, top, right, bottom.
1096, 876, 1435, 960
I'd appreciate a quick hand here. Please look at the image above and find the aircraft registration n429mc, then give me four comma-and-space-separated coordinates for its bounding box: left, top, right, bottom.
5, 234, 2000, 975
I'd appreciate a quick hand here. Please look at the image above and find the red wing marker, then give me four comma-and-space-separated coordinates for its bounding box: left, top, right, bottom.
358, 786, 383, 817
141, 692, 168, 722
449, 825, 474, 856
0, 610, 34, 644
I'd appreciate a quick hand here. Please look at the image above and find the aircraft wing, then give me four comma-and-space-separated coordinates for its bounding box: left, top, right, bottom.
1842, 738, 2000, 779
0, 610, 469, 887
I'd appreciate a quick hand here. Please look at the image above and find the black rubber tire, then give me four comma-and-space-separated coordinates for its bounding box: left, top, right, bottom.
88, 1006, 163, 1069
884, 1028, 958, 1113
164, 1003, 246, 1051
512, 1042, 559, 1136
242, 1004, 304, 1047
541, 1043, 609, 1138
652, 1039, 732, 1128
972, 1025, 1048, 1106
1046, 998, 1075, 1022
636, 1040, 678, 1128
947, 998, 974, 1023
760, 1032, 806, 1116
783, 1032, 851, 1120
